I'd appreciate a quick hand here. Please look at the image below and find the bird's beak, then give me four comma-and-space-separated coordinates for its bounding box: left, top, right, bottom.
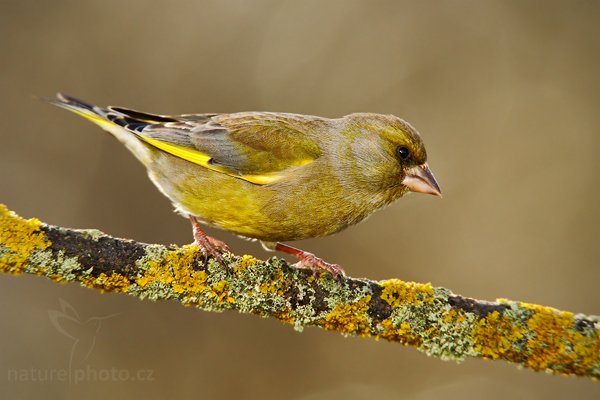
402, 163, 442, 197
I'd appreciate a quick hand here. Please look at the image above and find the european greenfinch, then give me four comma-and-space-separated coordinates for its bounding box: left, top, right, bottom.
47, 93, 441, 276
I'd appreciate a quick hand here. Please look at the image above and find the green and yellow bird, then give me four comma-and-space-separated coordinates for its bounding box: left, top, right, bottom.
48, 93, 441, 276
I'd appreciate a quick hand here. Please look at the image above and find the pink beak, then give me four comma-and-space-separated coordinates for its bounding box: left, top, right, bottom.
402, 163, 442, 197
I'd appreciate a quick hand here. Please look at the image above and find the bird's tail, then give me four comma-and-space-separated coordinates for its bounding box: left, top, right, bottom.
44, 93, 115, 129
45, 93, 155, 166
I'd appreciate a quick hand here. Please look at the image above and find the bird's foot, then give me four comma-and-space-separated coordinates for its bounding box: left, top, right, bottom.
193, 234, 231, 263
274, 243, 345, 278
189, 216, 231, 265
295, 253, 345, 278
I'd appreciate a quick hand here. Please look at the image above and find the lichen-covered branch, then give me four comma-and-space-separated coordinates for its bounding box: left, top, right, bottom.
1, 204, 598, 379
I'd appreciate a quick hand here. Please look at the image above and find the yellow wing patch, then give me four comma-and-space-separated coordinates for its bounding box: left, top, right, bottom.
139, 136, 285, 185
71, 109, 114, 129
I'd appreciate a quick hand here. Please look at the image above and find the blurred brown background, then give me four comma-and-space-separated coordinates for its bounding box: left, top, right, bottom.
1, 0, 599, 398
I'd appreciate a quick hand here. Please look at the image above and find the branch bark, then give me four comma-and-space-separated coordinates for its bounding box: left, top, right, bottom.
1, 204, 598, 379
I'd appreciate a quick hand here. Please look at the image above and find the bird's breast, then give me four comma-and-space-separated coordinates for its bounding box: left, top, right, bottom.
147, 152, 403, 242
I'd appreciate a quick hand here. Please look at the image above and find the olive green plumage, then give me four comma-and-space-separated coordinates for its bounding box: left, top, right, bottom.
48, 93, 440, 247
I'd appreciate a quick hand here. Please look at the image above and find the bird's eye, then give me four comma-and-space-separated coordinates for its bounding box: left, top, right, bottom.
396, 146, 410, 160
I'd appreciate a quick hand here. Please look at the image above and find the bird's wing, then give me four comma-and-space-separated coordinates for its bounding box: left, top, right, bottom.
106, 107, 323, 185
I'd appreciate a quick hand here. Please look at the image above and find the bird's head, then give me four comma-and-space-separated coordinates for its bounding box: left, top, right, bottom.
343, 113, 442, 198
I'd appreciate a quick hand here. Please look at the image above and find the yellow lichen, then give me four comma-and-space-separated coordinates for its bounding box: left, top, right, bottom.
259, 281, 277, 295
380, 279, 435, 307
49, 273, 68, 283
520, 303, 600, 374
377, 318, 421, 345
136, 245, 207, 298
399, 322, 412, 334
472, 311, 525, 360
321, 296, 372, 335
472, 302, 600, 375
80, 272, 131, 293
209, 280, 233, 303
275, 309, 296, 325
0, 204, 51, 274
234, 254, 259, 272
443, 308, 467, 324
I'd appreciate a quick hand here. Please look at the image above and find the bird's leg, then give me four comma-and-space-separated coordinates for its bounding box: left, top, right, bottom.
189, 216, 231, 264
274, 243, 345, 277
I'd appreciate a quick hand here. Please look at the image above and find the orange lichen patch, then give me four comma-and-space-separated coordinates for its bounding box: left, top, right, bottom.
520, 303, 600, 374
380, 279, 435, 307
0, 204, 51, 274
378, 319, 395, 336
30, 265, 47, 275
320, 296, 372, 335
259, 282, 276, 295
472, 311, 525, 361
443, 308, 467, 324
572, 335, 600, 375
136, 245, 207, 297
376, 318, 421, 345
275, 310, 296, 325
48, 273, 68, 283
80, 272, 131, 293
234, 254, 259, 272
209, 280, 234, 304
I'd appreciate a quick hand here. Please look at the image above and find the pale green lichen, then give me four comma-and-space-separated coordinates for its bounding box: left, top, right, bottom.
28, 249, 83, 281
591, 360, 600, 377
375, 279, 467, 359
228, 261, 289, 315
292, 304, 317, 332
134, 244, 169, 273
76, 228, 104, 242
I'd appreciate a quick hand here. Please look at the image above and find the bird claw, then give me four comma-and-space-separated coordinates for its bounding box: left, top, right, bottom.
189, 215, 231, 266
193, 235, 230, 265
294, 253, 345, 278
204, 236, 231, 254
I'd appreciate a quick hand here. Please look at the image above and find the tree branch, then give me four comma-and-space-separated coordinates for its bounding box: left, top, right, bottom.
1, 203, 598, 379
